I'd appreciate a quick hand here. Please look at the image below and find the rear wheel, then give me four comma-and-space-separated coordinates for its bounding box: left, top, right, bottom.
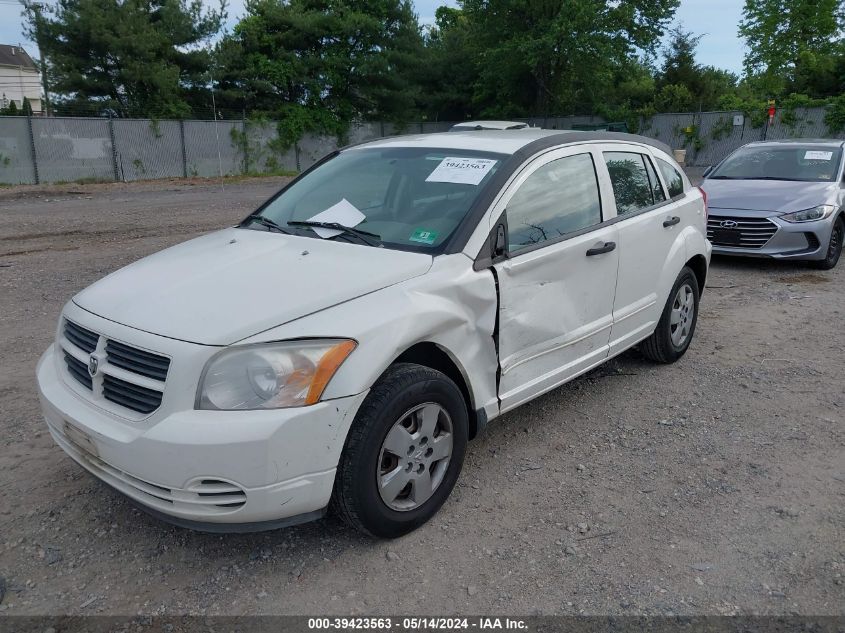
640, 267, 700, 364
810, 216, 843, 270
331, 363, 468, 538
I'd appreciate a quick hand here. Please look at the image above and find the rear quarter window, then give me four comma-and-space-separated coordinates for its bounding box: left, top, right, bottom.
657, 158, 685, 198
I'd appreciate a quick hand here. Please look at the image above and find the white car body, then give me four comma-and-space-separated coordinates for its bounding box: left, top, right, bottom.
37, 130, 711, 532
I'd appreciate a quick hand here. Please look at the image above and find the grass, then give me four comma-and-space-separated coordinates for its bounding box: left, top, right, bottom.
53, 177, 115, 185
235, 169, 299, 180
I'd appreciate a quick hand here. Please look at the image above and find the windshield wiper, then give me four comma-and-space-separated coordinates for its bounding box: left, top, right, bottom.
242, 214, 292, 234
287, 221, 382, 246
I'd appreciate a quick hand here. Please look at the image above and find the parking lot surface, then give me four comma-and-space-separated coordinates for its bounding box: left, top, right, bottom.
0, 177, 843, 616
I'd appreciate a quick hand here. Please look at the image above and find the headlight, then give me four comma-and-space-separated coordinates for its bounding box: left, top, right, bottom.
780, 204, 835, 223
197, 339, 356, 410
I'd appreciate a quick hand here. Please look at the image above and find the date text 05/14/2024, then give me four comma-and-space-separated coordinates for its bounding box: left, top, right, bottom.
307, 618, 528, 630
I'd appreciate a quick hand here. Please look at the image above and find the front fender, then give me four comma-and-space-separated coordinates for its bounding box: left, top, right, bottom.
238, 254, 500, 420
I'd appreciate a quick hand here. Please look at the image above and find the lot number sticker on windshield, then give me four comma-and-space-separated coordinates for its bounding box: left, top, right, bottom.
804, 150, 833, 161
426, 157, 497, 185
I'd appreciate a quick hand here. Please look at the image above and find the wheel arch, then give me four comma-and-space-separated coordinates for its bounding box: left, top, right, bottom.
685, 254, 708, 296
391, 342, 484, 440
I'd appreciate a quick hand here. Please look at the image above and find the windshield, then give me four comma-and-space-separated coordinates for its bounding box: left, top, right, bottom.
710, 145, 842, 182
250, 147, 507, 251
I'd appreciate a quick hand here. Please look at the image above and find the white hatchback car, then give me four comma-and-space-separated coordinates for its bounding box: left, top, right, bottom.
37, 130, 711, 537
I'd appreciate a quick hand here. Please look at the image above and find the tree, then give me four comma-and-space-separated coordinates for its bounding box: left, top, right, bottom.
656, 25, 737, 111
415, 7, 477, 121
659, 25, 703, 92
697, 67, 739, 110
457, 0, 679, 117
216, 0, 424, 144
654, 83, 695, 112
739, 0, 844, 95
24, 0, 226, 117
791, 41, 845, 98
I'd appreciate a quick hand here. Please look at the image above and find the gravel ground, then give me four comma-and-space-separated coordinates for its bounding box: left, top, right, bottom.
0, 175, 843, 617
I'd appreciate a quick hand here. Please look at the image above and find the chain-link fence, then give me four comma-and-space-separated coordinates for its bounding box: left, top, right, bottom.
0, 108, 842, 185
644, 108, 844, 167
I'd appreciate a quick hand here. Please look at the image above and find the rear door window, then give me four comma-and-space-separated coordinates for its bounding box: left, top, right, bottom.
603, 152, 656, 215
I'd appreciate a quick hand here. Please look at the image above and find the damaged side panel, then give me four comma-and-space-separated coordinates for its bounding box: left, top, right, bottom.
239, 253, 501, 422
493, 225, 620, 412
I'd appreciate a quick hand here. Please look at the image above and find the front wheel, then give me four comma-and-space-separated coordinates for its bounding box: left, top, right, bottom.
640, 266, 700, 364
810, 216, 844, 270
331, 363, 468, 538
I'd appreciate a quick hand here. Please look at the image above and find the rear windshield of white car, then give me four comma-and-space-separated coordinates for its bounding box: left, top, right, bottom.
709, 145, 842, 182
252, 147, 507, 251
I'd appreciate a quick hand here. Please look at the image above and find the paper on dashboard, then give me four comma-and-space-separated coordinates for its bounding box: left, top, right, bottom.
804, 150, 833, 161
306, 199, 366, 238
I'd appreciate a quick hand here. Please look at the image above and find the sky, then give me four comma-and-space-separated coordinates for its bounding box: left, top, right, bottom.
0, 0, 747, 75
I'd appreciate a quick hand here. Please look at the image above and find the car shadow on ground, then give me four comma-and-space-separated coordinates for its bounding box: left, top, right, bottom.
709, 253, 823, 274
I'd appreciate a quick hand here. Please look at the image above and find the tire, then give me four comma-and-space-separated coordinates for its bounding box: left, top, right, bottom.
810, 216, 844, 271
640, 266, 700, 364
331, 363, 468, 538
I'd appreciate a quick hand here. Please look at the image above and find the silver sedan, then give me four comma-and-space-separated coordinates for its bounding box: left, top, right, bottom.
701, 139, 844, 269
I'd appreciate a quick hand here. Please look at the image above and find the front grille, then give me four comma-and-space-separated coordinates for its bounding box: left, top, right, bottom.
106, 340, 170, 381
707, 215, 778, 249
64, 320, 98, 353
60, 318, 170, 416
102, 375, 163, 414
64, 352, 92, 390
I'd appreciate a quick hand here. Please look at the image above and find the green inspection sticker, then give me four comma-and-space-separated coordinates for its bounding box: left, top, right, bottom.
409, 228, 438, 245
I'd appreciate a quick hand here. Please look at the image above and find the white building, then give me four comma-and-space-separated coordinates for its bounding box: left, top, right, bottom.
0, 44, 43, 114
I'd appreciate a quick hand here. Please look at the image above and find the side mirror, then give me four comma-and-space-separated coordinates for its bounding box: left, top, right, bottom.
492, 223, 507, 257
702, 165, 713, 178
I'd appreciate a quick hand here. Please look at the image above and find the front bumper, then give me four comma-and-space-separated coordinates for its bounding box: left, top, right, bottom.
708, 211, 834, 261
37, 344, 368, 530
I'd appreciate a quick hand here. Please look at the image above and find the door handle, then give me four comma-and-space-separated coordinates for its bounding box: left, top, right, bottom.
663, 216, 681, 227
586, 241, 616, 256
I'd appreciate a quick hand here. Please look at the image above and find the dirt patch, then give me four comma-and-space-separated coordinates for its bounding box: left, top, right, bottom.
776, 273, 831, 285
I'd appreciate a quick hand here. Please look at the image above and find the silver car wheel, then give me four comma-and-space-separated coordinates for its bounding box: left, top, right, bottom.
669, 283, 695, 347
377, 402, 453, 512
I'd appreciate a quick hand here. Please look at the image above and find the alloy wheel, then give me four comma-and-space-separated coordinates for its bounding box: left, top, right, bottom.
377, 403, 453, 511
670, 283, 695, 348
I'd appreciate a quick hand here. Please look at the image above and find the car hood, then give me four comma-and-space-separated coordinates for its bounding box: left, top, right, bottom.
701, 179, 835, 214
73, 228, 433, 345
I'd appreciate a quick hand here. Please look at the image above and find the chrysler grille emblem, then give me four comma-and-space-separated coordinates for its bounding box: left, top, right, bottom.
88, 354, 99, 377
720, 220, 738, 229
